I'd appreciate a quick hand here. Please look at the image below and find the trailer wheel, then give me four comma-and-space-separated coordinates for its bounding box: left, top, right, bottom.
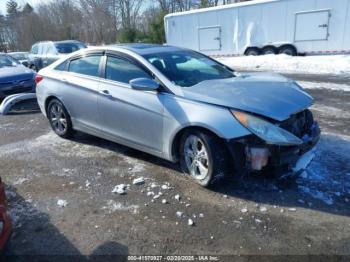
279, 45, 297, 56
245, 47, 261, 56
262, 46, 278, 55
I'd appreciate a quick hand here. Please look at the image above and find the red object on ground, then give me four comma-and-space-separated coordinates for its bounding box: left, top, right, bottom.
0, 177, 11, 250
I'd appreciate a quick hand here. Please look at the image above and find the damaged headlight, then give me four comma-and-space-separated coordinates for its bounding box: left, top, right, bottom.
231, 110, 303, 146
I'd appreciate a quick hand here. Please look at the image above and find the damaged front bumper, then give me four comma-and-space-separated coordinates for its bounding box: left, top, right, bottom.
228, 121, 321, 176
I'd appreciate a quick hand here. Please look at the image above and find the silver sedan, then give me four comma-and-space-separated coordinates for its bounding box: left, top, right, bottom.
36, 44, 320, 187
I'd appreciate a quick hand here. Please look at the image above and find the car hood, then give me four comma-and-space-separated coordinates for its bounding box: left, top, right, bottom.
181, 72, 313, 121
0, 66, 34, 82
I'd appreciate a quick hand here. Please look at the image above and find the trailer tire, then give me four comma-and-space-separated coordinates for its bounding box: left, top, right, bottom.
279, 45, 297, 56
262, 46, 278, 55
245, 47, 261, 56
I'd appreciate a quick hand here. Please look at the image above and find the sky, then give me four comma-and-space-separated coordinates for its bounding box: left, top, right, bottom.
0, 0, 46, 15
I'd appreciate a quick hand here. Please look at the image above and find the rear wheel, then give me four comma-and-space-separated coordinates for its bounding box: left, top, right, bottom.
47, 99, 74, 138
245, 47, 261, 56
179, 130, 228, 187
279, 45, 297, 56
262, 46, 278, 55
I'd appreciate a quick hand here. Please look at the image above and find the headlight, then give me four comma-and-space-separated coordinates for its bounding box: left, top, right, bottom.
231, 110, 303, 146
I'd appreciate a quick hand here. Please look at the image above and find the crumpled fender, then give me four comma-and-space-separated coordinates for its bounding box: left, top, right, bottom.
0, 93, 37, 115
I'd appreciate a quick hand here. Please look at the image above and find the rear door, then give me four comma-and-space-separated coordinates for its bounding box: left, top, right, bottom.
59, 52, 103, 130
198, 26, 221, 51
294, 10, 330, 42
97, 53, 164, 153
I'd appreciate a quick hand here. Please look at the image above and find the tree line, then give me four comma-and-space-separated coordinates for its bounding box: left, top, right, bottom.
0, 0, 251, 52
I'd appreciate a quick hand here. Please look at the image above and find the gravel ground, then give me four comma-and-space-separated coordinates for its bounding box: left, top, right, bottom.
0, 75, 349, 260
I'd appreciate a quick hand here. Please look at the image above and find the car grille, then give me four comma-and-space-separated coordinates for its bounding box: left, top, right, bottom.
279, 109, 314, 138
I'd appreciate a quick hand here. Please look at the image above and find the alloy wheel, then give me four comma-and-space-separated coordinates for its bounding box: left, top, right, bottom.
49, 103, 67, 134
184, 135, 209, 180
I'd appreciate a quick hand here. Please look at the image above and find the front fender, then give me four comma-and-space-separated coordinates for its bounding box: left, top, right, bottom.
162, 95, 251, 161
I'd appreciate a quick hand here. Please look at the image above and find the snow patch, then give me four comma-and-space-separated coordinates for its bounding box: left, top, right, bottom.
132, 177, 145, 185
218, 54, 350, 75
57, 199, 68, 207
102, 199, 139, 214
298, 81, 350, 92
112, 184, 127, 195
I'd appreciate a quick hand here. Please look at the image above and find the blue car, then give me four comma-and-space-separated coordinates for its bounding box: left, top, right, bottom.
0, 53, 36, 99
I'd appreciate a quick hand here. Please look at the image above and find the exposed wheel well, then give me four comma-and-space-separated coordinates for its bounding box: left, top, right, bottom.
44, 96, 59, 116
171, 126, 228, 163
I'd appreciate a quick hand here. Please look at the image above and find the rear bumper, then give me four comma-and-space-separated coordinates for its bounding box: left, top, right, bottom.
227, 122, 321, 176
0, 179, 11, 251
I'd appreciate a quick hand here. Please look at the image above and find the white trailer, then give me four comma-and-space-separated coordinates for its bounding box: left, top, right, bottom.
164, 0, 350, 56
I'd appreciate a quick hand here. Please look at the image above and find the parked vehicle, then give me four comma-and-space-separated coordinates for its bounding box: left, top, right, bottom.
36, 44, 320, 187
165, 0, 350, 56
0, 54, 36, 99
28, 40, 87, 71
8, 52, 30, 67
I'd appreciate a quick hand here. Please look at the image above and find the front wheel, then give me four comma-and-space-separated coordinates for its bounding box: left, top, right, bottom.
179, 130, 229, 187
47, 99, 74, 138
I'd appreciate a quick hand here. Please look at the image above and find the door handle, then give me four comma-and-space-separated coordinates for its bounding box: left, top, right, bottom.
99, 90, 112, 98
318, 24, 328, 28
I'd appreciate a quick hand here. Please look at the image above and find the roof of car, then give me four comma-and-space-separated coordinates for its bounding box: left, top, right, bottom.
108, 43, 185, 55
33, 40, 85, 45
54, 40, 85, 44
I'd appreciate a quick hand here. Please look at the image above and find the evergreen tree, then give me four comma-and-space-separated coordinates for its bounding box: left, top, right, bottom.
22, 3, 34, 15
6, 0, 19, 17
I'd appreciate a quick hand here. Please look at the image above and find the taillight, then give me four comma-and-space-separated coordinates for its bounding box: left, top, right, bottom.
35, 74, 43, 84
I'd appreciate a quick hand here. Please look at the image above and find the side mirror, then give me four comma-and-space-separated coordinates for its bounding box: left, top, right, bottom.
129, 78, 159, 91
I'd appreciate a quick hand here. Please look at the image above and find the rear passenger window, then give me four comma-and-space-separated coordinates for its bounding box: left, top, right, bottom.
105, 56, 151, 84
68, 56, 101, 77
55, 61, 68, 71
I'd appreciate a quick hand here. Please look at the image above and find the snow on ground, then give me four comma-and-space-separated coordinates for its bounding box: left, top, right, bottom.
218, 54, 350, 75
298, 81, 350, 92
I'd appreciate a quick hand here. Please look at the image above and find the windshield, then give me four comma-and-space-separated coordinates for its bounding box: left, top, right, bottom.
10, 53, 28, 60
55, 42, 87, 54
0, 55, 19, 68
143, 50, 234, 87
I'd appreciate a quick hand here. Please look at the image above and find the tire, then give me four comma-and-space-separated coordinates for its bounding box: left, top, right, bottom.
262, 46, 278, 55
245, 47, 261, 56
179, 130, 229, 187
47, 99, 74, 138
279, 45, 297, 56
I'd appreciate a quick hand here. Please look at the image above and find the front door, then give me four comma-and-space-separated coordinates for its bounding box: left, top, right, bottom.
98, 55, 164, 153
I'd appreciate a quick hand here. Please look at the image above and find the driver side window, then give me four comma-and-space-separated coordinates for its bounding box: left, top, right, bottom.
105, 56, 151, 84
